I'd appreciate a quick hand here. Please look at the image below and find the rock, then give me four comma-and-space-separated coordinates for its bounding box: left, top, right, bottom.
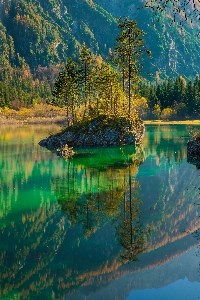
39, 115, 145, 153
56, 144, 75, 159
187, 140, 200, 168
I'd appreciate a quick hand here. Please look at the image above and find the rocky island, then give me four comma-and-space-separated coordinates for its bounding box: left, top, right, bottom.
39, 115, 145, 158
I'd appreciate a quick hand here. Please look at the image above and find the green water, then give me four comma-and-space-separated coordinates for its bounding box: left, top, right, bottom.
1, 124, 200, 300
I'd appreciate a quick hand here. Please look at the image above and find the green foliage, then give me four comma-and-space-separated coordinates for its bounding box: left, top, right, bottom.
0, 65, 52, 108
59, 114, 142, 135
1, 0, 199, 121
140, 75, 200, 119
0, 0, 117, 71
112, 17, 151, 117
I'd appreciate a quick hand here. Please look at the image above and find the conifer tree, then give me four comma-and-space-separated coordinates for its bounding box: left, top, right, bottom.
113, 18, 151, 118
78, 43, 94, 115
52, 57, 78, 124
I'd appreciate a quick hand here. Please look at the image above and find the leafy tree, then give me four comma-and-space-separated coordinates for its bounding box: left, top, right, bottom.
161, 107, 176, 120
153, 103, 161, 119
94, 61, 125, 115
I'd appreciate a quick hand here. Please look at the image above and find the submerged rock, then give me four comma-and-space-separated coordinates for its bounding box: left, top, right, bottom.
56, 144, 75, 159
39, 115, 145, 155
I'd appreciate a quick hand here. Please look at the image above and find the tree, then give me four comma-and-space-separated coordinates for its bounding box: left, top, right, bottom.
52, 57, 78, 125
185, 80, 194, 115
173, 76, 186, 103
161, 107, 176, 120
94, 61, 125, 115
78, 43, 94, 115
113, 18, 151, 118
153, 103, 161, 119
115, 167, 148, 263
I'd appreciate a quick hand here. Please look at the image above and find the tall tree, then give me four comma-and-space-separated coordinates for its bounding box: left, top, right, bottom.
52, 57, 78, 125
113, 18, 151, 118
94, 61, 124, 115
78, 43, 94, 115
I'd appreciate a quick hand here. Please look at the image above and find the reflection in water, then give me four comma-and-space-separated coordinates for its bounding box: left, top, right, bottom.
142, 125, 188, 164
116, 173, 149, 263
1, 125, 200, 299
56, 147, 149, 260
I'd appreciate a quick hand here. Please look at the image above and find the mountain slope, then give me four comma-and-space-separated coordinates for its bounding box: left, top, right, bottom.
0, 0, 116, 70
95, 0, 200, 78
0, 0, 199, 82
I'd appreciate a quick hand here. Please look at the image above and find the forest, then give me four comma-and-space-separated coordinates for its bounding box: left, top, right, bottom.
1, 53, 200, 121
0, 0, 200, 121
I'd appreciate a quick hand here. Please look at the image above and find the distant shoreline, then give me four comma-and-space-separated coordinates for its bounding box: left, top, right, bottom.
144, 120, 200, 125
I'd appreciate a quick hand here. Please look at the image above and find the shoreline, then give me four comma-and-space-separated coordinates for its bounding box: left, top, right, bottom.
144, 120, 200, 125
0, 116, 67, 125
1, 117, 200, 126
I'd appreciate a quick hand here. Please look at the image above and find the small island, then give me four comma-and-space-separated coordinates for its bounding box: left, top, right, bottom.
39, 18, 148, 158
39, 114, 145, 157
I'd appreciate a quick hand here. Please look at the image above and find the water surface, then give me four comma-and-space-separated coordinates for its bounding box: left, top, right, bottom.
1, 124, 200, 299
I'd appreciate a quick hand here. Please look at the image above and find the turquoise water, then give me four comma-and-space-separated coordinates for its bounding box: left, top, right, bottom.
1, 124, 200, 299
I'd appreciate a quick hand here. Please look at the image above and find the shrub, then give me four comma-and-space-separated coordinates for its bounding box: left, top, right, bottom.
160, 107, 176, 120
153, 104, 161, 119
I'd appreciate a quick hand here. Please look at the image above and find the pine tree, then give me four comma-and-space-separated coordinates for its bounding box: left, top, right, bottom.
113, 18, 151, 118
52, 57, 79, 124
78, 43, 94, 115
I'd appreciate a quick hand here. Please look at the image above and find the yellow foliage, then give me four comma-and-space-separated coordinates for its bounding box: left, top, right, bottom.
161, 107, 176, 120
153, 104, 161, 119
132, 96, 149, 117
1, 104, 65, 120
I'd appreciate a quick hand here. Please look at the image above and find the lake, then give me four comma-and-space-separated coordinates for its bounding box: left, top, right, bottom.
1, 124, 200, 300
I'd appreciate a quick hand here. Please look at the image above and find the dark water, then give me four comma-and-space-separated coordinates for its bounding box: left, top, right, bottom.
1, 124, 200, 300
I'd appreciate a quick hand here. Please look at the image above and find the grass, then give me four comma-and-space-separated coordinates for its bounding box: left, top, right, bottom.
0, 104, 67, 124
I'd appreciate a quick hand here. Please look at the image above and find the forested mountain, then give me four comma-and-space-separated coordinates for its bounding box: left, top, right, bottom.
0, 0, 116, 71
0, 0, 117, 107
0, 0, 200, 112
0, 0, 199, 77
96, 0, 200, 78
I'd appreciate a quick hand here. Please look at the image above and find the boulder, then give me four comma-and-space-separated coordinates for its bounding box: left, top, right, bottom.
187, 140, 200, 168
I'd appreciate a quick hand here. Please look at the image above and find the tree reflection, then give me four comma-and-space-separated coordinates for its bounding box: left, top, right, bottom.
2, 125, 200, 299
115, 166, 149, 263
0, 202, 66, 299
56, 146, 150, 261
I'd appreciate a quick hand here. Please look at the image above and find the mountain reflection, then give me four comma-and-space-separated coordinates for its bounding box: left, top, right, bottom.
142, 125, 188, 164
0, 201, 66, 299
